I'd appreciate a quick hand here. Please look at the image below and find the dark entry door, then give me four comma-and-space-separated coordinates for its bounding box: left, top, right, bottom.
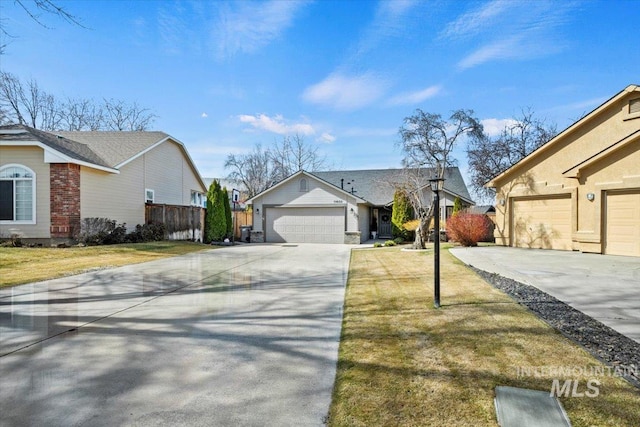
378, 208, 392, 238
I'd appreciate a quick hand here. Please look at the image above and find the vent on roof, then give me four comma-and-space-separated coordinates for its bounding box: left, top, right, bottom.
629, 98, 640, 114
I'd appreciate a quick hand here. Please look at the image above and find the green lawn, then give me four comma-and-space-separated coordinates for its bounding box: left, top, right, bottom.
0, 241, 211, 288
328, 246, 640, 426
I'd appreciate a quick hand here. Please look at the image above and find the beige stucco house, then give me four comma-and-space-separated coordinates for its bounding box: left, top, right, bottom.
487, 84, 640, 257
247, 167, 474, 244
0, 125, 207, 244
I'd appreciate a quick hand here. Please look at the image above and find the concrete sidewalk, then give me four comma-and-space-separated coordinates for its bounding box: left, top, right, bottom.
450, 246, 640, 343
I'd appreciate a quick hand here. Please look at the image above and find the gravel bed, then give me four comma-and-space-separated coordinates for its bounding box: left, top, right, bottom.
472, 267, 640, 388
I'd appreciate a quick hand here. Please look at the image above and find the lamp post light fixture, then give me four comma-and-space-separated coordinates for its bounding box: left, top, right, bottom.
428, 176, 445, 309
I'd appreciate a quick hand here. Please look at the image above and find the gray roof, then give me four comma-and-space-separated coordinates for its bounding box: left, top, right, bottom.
312, 167, 474, 206
55, 131, 169, 167
0, 124, 113, 169
468, 205, 496, 215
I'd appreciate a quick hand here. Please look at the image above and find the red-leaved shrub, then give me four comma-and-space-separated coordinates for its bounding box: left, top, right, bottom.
447, 213, 494, 246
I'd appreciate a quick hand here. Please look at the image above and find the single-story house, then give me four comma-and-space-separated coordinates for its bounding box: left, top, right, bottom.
247, 167, 474, 244
486, 84, 640, 257
0, 125, 207, 245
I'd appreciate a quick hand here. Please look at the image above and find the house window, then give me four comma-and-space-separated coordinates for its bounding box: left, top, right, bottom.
145, 189, 155, 204
0, 164, 35, 223
299, 178, 308, 192
191, 191, 205, 207
630, 98, 640, 114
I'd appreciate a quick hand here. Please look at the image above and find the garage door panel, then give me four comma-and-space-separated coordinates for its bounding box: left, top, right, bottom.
512, 196, 572, 250
266, 207, 345, 244
606, 191, 640, 256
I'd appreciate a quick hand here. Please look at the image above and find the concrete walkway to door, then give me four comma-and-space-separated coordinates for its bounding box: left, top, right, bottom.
450, 246, 640, 343
0, 243, 353, 426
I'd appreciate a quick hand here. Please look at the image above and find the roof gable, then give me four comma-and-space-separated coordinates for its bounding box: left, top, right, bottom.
313, 167, 474, 205
487, 84, 640, 187
247, 170, 368, 204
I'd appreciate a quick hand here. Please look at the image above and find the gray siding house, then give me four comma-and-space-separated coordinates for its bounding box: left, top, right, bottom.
247, 167, 474, 244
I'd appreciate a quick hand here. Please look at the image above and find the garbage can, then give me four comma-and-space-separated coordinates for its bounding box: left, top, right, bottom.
240, 225, 252, 242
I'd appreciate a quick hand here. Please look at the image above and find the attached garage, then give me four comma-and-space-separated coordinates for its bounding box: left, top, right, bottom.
605, 190, 640, 256
265, 207, 346, 244
511, 195, 572, 250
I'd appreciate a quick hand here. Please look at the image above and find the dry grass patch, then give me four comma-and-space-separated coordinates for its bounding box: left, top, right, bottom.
0, 242, 211, 288
328, 247, 640, 426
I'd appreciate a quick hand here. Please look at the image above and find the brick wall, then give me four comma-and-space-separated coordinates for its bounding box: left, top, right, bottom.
50, 163, 81, 239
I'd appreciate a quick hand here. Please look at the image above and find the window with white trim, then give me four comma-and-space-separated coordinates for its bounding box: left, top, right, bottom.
299, 178, 308, 192
145, 189, 155, 203
191, 190, 205, 207
0, 164, 35, 223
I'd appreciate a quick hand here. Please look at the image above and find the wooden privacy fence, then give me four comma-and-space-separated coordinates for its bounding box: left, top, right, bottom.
145, 204, 205, 242
233, 210, 252, 240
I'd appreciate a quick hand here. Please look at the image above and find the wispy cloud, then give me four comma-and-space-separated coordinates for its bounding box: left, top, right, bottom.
238, 113, 315, 135
353, 0, 420, 58
388, 85, 442, 106
480, 118, 518, 137
302, 72, 390, 111
212, 0, 308, 59
440, 0, 511, 41
440, 0, 577, 70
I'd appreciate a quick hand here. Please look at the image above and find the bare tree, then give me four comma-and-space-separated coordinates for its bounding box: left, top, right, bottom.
270, 134, 328, 181
0, 72, 156, 131
103, 99, 156, 131
225, 144, 276, 199
467, 109, 557, 201
398, 109, 483, 248
1, 0, 85, 54
225, 135, 329, 198
59, 97, 104, 131
0, 71, 60, 129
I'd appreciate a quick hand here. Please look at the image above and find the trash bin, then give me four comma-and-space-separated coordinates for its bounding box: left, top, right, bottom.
240, 225, 252, 242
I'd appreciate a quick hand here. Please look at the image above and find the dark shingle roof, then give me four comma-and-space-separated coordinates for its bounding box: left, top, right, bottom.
312, 167, 474, 206
0, 124, 112, 169
55, 131, 169, 167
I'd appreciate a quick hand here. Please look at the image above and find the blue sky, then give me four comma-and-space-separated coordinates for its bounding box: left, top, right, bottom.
1, 0, 639, 193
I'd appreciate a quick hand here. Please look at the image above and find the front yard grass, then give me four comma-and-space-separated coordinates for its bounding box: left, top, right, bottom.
0, 241, 211, 288
328, 246, 640, 426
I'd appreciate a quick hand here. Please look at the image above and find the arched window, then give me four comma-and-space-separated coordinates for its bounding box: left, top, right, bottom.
0, 164, 35, 223
299, 178, 308, 192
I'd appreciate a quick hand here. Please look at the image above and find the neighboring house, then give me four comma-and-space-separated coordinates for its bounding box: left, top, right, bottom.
247, 167, 474, 244
486, 84, 640, 257
0, 125, 207, 244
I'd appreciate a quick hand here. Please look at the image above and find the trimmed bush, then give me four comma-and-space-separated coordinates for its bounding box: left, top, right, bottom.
384, 240, 396, 247
393, 237, 404, 245
373, 242, 383, 248
76, 218, 167, 245
391, 190, 413, 241
447, 213, 494, 247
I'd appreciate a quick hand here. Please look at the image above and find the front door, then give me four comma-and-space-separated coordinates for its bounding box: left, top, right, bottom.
378, 208, 392, 238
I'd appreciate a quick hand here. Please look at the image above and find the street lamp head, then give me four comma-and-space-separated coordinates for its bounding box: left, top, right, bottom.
428, 176, 445, 192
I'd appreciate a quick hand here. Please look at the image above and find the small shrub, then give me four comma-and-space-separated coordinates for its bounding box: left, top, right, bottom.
393, 237, 404, 245
447, 213, 493, 247
373, 242, 383, 248
384, 240, 396, 247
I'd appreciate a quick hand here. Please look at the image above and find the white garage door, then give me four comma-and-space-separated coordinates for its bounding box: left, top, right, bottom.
265, 207, 345, 244
512, 195, 572, 250
606, 190, 640, 257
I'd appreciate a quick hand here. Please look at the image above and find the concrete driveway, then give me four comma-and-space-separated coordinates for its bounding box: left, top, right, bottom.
0, 244, 353, 426
450, 246, 640, 343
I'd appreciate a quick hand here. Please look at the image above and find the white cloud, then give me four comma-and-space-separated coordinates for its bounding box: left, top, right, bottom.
388, 85, 442, 106
480, 118, 519, 137
212, 0, 308, 59
440, 0, 510, 41
317, 133, 336, 144
201, 112, 208, 118
238, 113, 316, 136
302, 73, 389, 111
440, 0, 577, 70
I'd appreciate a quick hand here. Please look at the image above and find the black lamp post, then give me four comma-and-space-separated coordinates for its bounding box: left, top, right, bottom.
428, 176, 445, 308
